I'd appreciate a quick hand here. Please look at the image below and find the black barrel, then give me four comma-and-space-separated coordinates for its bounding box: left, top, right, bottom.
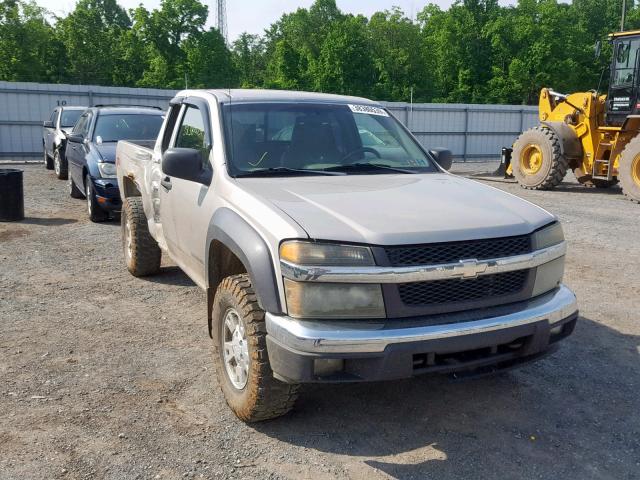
0, 168, 25, 222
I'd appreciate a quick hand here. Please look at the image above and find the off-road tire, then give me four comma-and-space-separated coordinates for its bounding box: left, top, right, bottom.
85, 174, 109, 223
69, 176, 83, 198
54, 148, 68, 180
512, 126, 569, 190
44, 147, 53, 170
618, 135, 640, 203
212, 274, 299, 422
121, 197, 161, 276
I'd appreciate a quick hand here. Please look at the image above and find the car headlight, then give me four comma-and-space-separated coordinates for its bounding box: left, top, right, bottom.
283, 279, 385, 319
97, 162, 117, 178
280, 241, 384, 318
532, 221, 564, 250
279, 240, 375, 266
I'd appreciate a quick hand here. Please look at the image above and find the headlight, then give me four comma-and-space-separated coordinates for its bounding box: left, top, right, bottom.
532, 222, 564, 250
280, 240, 374, 266
283, 279, 385, 319
97, 162, 117, 178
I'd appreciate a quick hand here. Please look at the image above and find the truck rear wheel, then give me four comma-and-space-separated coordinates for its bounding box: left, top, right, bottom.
212, 274, 299, 422
43, 147, 53, 170
121, 197, 161, 276
512, 126, 568, 190
54, 149, 68, 180
619, 136, 640, 203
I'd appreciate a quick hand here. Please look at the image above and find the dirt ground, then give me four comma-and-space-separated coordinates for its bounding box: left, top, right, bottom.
1, 163, 639, 480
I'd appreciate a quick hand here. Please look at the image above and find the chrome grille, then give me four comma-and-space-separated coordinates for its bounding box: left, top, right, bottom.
385, 235, 531, 267
398, 270, 528, 306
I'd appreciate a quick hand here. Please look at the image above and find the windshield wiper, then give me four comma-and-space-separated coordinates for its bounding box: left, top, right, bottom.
235, 167, 345, 178
322, 162, 417, 174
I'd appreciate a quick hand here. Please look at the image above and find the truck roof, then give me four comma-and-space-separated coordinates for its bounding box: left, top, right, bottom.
182, 89, 381, 106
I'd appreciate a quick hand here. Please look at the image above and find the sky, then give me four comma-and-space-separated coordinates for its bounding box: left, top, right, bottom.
37, 0, 454, 41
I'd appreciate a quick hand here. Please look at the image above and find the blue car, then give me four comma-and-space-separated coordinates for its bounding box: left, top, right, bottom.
66, 105, 165, 222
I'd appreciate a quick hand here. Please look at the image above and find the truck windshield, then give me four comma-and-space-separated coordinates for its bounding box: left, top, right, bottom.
93, 114, 164, 143
60, 110, 83, 128
222, 103, 437, 176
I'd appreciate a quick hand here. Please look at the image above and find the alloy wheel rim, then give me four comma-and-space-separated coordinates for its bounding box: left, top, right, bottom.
632, 155, 640, 187
520, 144, 544, 175
222, 308, 249, 390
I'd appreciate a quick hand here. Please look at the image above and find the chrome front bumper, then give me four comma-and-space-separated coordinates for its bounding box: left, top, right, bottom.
265, 284, 577, 355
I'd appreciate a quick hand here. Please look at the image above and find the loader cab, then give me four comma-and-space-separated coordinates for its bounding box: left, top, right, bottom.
607, 32, 640, 125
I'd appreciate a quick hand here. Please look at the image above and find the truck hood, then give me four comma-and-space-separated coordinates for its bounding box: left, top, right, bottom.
94, 143, 116, 163
236, 173, 555, 245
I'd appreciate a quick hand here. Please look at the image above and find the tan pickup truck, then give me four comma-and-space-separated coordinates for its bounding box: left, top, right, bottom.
116, 89, 578, 422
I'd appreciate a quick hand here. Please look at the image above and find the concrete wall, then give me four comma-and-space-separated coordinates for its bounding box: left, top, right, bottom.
0, 81, 538, 160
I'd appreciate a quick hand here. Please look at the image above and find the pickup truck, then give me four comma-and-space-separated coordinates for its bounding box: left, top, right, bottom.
116, 89, 578, 422
42, 106, 86, 179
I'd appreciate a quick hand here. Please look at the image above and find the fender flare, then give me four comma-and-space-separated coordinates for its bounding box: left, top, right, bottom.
205, 208, 282, 337
540, 121, 582, 160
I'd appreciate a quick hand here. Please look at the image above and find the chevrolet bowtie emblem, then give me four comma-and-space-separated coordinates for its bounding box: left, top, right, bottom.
456, 259, 488, 279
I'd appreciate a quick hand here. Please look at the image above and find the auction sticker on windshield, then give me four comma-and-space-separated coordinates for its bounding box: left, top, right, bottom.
348, 104, 389, 117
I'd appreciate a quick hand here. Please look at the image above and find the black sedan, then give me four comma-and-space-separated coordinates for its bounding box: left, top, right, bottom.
66, 105, 164, 222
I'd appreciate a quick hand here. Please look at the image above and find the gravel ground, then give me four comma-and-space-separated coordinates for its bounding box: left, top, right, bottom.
1, 163, 639, 480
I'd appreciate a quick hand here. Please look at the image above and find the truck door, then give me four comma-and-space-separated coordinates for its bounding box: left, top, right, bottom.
159, 97, 214, 286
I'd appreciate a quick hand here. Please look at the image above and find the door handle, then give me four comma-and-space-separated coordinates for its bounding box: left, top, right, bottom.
161, 176, 172, 191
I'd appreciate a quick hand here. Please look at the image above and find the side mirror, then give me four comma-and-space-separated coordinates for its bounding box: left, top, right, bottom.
43, 120, 54, 128
162, 147, 211, 185
67, 133, 84, 143
429, 148, 453, 171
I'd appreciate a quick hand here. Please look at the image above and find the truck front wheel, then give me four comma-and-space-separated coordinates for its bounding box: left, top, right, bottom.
121, 197, 161, 276
212, 274, 299, 422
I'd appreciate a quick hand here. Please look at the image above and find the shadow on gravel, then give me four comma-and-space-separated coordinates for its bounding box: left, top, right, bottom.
255, 316, 639, 479
21, 216, 77, 226
142, 266, 195, 287
551, 184, 622, 195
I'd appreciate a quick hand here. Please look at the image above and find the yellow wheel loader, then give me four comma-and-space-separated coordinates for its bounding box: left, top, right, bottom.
510, 30, 640, 202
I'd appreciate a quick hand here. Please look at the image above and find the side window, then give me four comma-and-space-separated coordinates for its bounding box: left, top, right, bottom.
175, 105, 211, 170
73, 114, 87, 135
81, 113, 93, 138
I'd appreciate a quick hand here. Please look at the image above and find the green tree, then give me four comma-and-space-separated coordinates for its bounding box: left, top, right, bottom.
232, 33, 266, 87
315, 15, 375, 96
184, 27, 237, 88
57, 0, 131, 85
369, 7, 430, 101
0, 0, 63, 82
133, 0, 208, 88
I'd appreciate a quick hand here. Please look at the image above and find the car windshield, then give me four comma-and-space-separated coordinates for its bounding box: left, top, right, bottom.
60, 110, 83, 128
222, 103, 437, 176
93, 114, 164, 142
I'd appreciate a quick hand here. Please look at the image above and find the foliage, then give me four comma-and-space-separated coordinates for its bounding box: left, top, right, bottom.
0, 0, 638, 104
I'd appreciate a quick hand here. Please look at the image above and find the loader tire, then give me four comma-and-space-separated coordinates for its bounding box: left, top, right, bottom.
512, 126, 568, 190
121, 197, 161, 276
618, 136, 640, 203
212, 274, 299, 422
